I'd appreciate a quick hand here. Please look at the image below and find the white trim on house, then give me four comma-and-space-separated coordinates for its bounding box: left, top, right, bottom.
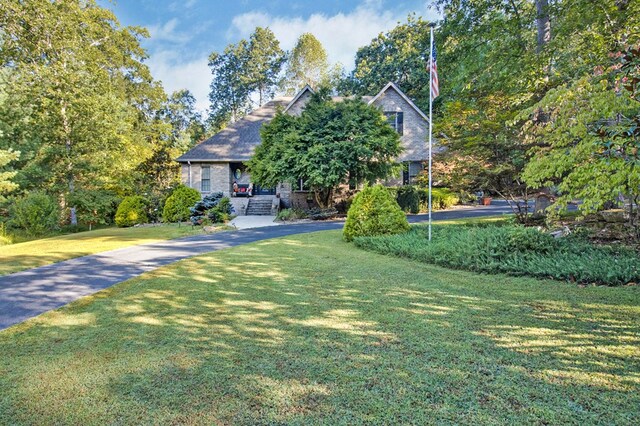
368, 81, 429, 122
283, 85, 315, 113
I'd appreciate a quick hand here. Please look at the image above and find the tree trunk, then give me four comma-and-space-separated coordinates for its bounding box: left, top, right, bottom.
536, 0, 551, 53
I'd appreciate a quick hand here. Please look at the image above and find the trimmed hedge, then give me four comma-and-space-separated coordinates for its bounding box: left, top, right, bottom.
354, 224, 640, 286
163, 186, 201, 223
343, 185, 410, 242
115, 196, 149, 227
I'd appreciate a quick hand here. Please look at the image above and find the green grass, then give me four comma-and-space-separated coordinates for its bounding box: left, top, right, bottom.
1, 231, 638, 424
0, 223, 222, 276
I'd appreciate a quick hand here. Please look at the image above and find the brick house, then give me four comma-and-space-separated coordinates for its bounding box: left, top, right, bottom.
176, 82, 432, 215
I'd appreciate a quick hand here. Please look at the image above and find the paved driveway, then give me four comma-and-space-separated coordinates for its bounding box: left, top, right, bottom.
0, 203, 512, 330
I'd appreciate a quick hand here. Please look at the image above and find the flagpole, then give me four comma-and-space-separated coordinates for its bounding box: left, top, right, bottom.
428, 23, 434, 241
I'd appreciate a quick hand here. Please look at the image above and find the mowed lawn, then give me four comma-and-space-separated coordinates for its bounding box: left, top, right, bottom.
0, 224, 215, 276
1, 231, 638, 424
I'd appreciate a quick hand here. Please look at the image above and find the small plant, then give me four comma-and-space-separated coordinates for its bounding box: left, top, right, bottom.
276, 208, 308, 221
343, 184, 410, 242
115, 196, 149, 227
190, 193, 234, 225
10, 191, 60, 236
163, 185, 201, 223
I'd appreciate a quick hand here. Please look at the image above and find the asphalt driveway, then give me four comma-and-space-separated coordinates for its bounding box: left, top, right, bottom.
0, 202, 513, 330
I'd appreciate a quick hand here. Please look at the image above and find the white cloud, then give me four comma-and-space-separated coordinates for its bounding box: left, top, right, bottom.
229, 2, 439, 70
146, 50, 211, 112
147, 18, 192, 43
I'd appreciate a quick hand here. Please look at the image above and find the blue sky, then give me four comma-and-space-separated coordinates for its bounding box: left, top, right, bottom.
99, 0, 439, 112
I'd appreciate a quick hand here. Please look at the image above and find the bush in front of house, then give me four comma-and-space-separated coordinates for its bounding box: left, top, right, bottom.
190, 192, 234, 225
354, 224, 640, 286
115, 196, 149, 227
429, 188, 460, 210
276, 208, 308, 221
343, 184, 410, 242
9, 191, 60, 236
163, 185, 201, 223
391, 186, 460, 213
395, 186, 421, 213
306, 207, 338, 220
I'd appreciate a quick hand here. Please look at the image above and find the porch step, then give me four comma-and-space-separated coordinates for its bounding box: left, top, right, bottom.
246, 199, 274, 215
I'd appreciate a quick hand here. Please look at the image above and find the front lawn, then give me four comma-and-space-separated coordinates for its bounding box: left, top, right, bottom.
1, 231, 638, 424
0, 224, 216, 276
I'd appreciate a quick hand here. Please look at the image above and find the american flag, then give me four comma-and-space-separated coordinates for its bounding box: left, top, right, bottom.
429, 41, 439, 99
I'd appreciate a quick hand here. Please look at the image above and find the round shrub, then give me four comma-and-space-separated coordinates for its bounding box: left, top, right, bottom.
10, 191, 60, 236
343, 185, 410, 242
163, 185, 201, 223
115, 196, 149, 227
396, 186, 421, 213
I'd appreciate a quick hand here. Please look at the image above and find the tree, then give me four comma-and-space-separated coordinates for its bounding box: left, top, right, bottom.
162, 90, 206, 152
0, 0, 164, 225
0, 148, 19, 201
244, 27, 286, 106
208, 40, 253, 129
249, 91, 402, 207
280, 33, 333, 95
522, 44, 640, 239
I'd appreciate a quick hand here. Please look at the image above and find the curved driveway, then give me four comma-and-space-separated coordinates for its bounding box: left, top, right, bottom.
0, 203, 513, 330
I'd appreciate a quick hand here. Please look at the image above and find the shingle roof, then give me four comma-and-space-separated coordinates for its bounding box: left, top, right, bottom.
176, 97, 292, 163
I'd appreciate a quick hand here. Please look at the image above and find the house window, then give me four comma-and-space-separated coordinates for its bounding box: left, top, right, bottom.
384, 112, 404, 135
201, 166, 211, 192
295, 178, 310, 191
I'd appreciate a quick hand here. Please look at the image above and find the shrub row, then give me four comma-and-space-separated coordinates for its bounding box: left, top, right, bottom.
354, 224, 640, 286
390, 186, 459, 214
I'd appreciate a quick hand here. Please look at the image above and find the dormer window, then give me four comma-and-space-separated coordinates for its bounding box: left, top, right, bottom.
384, 112, 403, 135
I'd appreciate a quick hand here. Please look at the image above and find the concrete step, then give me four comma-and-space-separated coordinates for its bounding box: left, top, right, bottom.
246, 199, 274, 216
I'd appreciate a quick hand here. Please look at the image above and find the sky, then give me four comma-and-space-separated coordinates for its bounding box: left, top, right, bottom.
99, 0, 440, 113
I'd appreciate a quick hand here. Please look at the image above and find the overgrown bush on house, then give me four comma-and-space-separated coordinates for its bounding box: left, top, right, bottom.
343, 185, 409, 242
115, 196, 149, 227
9, 191, 60, 236
163, 185, 201, 223
190, 192, 234, 225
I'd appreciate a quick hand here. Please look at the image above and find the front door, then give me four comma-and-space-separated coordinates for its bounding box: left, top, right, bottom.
254, 185, 276, 195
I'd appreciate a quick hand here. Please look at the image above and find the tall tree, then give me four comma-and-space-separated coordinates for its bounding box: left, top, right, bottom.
249, 91, 402, 207
244, 27, 286, 106
0, 0, 164, 224
280, 33, 333, 95
0, 148, 19, 201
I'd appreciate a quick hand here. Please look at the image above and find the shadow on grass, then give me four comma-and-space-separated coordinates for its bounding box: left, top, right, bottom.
0, 234, 638, 424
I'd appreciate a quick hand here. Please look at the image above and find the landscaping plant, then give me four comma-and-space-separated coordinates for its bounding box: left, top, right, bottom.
114, 196, 149, 227
190, 193, 234, 225
9, 192, 60, 236
163, 185, 201, 223
355, 223, 640, 286
343, 184, 409, 242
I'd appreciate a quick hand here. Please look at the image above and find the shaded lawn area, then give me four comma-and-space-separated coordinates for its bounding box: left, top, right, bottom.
1, 231, 638, 425
0, 224, 219, 276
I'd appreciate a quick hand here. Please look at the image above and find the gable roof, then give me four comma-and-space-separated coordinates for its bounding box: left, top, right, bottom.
176, 97, 292, 163
368, 82, 428, 121
283, 85, 314, 113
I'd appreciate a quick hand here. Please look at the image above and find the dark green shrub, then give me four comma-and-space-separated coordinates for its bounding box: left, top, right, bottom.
163, 185, 201, 222
68, 189, 117, 230
354, 224, 640, 286
190, 193, 234, 225
343, 185, 410, 242
10, 192, 60, 236
115, 196, 149, 227
396, 186, 421, 213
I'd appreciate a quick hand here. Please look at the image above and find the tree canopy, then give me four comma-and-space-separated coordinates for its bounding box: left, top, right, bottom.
249, 91, 402, 207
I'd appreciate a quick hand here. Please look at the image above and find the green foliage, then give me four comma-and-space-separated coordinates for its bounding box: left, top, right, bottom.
0, 148, 19, 201
395, 186, 421, 214
190, 193, 234, 225
275, 208, 308, 221
430, 188, 460, 210
250, 91, 402, 208
355, 224, 640, 286
9, 192, 60, 236
163, 186, 201, 223
68, 189, 117, 230
305, 208, 338, 220
115, 196, 149, 227
280, 33, 335, 95
392, 186, 459, 213
343, 185, 409, 242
